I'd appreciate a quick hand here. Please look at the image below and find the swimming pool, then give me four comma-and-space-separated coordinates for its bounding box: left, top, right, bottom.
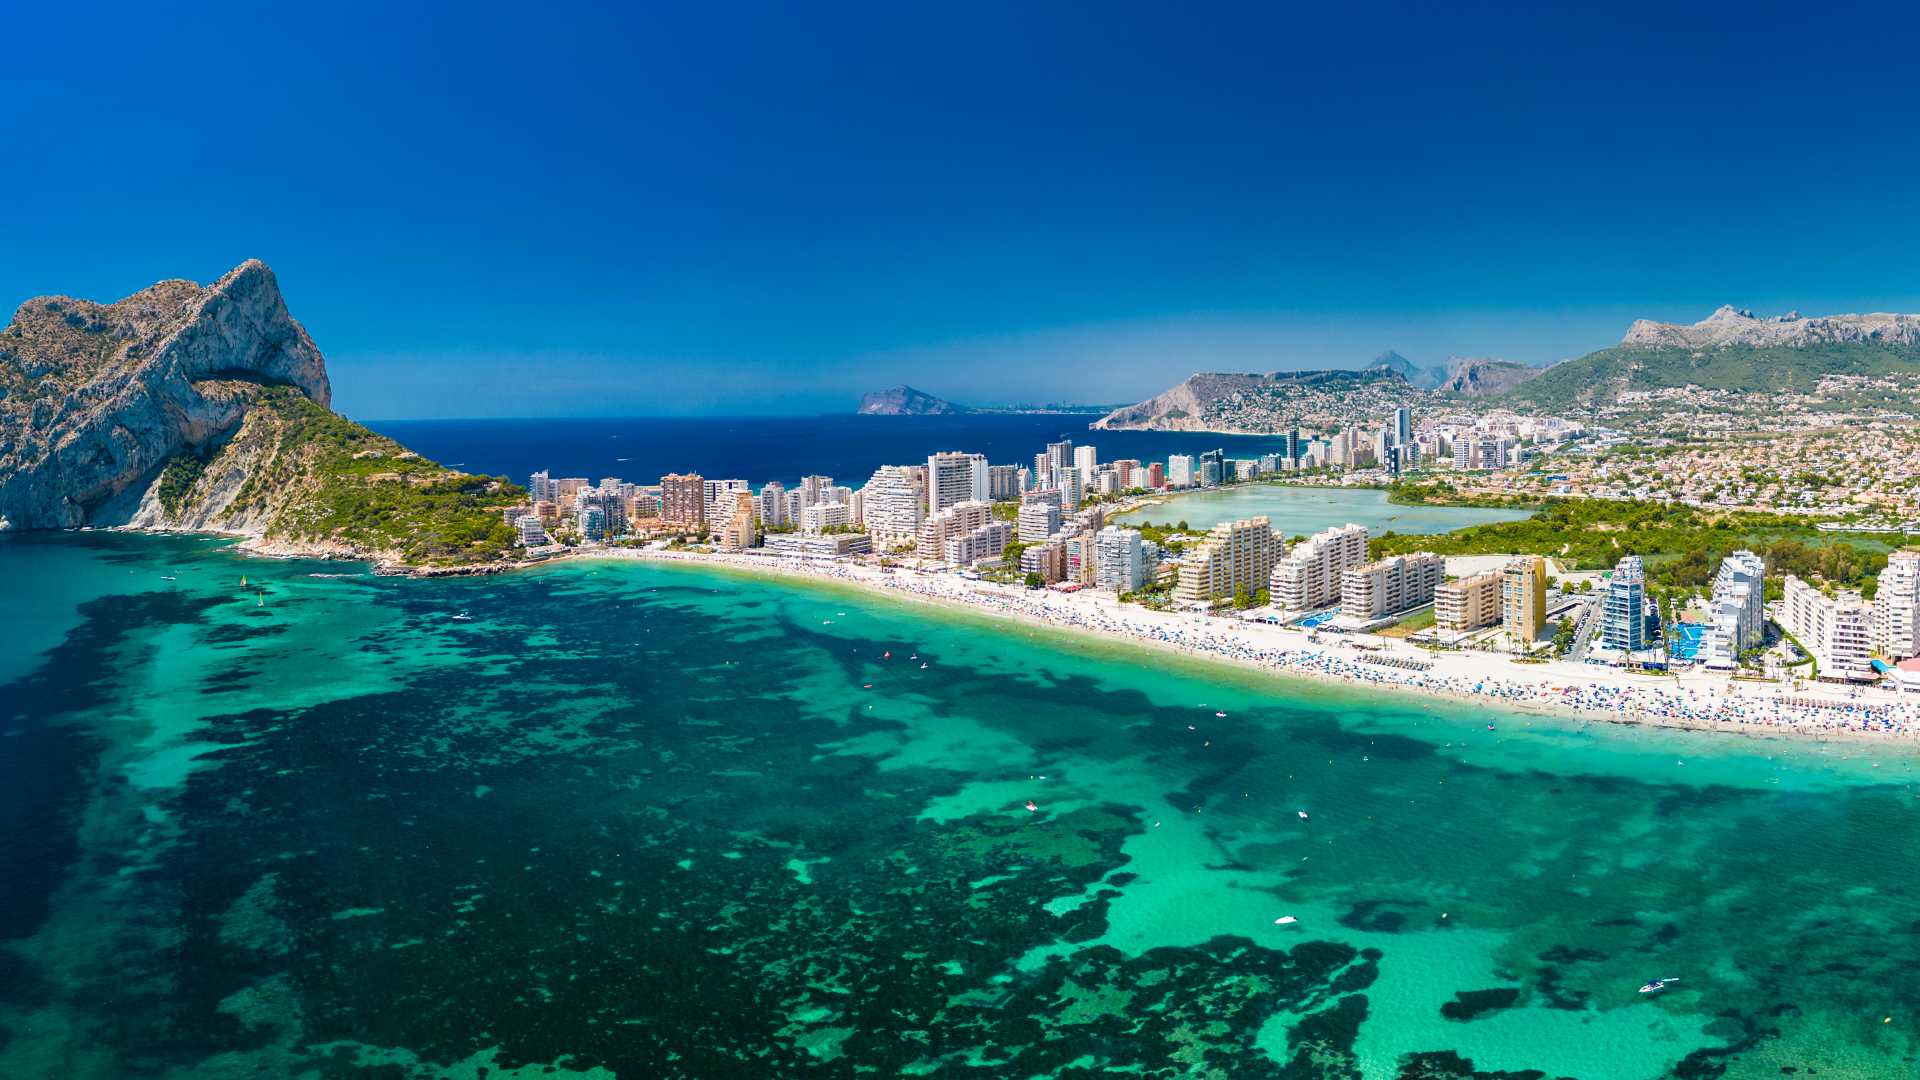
1669, 623, 1705, 658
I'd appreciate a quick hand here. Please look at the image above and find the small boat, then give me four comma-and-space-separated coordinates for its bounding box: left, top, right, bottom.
883, 651, 891, 659
160, 575, 176, 581
920, 662, 928, 669
1215, 711, 1228, 718
1638, 978, 1677, 994
1297, 810, 1310, 821
1025, 800, 1039, 812
451, 611, 473, 622
1273, 916, 1297, 925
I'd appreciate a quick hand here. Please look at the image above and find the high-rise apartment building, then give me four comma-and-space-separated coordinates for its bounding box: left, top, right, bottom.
799, 475, 833, 507
1094, 526, 1147, 592
1175, 517, 1276, 603
1699, 549, 1765, 668
987, 464, 1021, 501
660, 472, 706, 527
927, 451, 991, 514
1435, 572, 1500, 632
1147, 462, 1165, 489
1392, 407, 1412, 446
917, 500, 993, 560
1600, 555, 1648, 652
1873, 550, 1920, 660
861, 466, 926, 548
1017, 501, 1061, 542
759, 480, 790, 528
1500, 555, 1548, 652
800, 501, 851, 534
1340, 553, 1444, 621
946, 521, 1012, 566
1167, 455, 1195, 488
1780, 573, 1872, 677
1198, 449, 1225, 487
1269, 523, 1369, 612
717, 490, 758, 552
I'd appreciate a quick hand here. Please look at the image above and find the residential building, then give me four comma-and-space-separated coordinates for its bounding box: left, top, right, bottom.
1873, 550, 1920, 660
661, 472, 706, 528
762, 532, 871, 558
515, 514, 549, 547
1392, 407, 1412, 447
1698, 550, 1765, 669
759, 480, 790, 528
1198, 449, 1225, 487
1073, 446, 1099, 490
1780, 573, 1873, 677
945, 521, 1012, 566
861, 465, 926, 548
580, 505, 606, 541
1167, 454, 1195, 488
917, 500, 992, 560
927, 451, 991, 513
1147, 462, 1165, 489
527, 470, 556, 504
1017, 501, 1061, 542
1020, 540, 1066, 583
800, 501, 851, 534
717, 491, 757, 551
1500, 555, 1548, 652
1600, 555, 1648, 652
1340, 553, 1444, 621
1270, 523, 1369, 611
988, 464, 1021, 501
1175, 517, 1276, 603
799, 475, 833, 507
1435, 572, 1500, 632
1094, 526, 1147, 592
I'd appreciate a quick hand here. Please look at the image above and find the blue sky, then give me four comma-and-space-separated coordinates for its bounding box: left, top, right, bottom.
6, 2, 1920, 418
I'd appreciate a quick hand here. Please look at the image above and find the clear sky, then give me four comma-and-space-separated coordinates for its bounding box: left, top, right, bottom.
7, 2, 1920, 418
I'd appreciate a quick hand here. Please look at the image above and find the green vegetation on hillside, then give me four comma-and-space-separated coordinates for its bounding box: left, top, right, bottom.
1503, 340, 1920, 411
156, 447, 211, 515
231, 386, 524, 566
1372, 498, 1892, 589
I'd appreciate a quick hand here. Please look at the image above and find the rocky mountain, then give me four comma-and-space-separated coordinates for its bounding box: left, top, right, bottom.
857, 385, 970, 415
1438, 357, 1540, 396
1092, 369, 1421, 433
0, 261, 522, 568
1367, 350, 1449, 390
1503, 305, 1920, 412
1623, 304, 1920, 350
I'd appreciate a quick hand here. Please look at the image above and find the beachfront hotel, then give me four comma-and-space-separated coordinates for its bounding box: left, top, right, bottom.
1872, 550, 1920, 660
1698, 549, 1765, 668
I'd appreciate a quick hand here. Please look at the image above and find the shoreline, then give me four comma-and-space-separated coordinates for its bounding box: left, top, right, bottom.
578, 547, 1920, 747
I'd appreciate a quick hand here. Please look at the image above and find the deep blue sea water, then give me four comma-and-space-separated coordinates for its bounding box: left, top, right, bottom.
365, 414, 1306, 487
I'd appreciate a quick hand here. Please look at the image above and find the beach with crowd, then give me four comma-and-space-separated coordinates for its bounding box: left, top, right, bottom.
597, 547, 1920, 745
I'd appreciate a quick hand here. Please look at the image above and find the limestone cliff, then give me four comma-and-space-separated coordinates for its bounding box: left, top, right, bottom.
0, 261, 522, 567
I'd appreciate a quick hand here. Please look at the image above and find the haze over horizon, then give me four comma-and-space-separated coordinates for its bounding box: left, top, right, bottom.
9, 2, 1920, 419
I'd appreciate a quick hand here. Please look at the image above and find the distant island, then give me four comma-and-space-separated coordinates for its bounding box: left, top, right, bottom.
857, 384, 1115, 416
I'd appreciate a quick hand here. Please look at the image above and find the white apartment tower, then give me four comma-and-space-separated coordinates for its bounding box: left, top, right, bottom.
927, 451, 991, 514
1094, 526, 1147, 592
1873, 550, 1920, 660
1270, 523, 1370, 612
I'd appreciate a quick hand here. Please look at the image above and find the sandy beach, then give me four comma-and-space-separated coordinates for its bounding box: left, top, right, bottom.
582, 547, 1920, 745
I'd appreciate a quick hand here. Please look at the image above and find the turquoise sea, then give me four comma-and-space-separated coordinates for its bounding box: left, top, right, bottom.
3, 530, 1919, 1078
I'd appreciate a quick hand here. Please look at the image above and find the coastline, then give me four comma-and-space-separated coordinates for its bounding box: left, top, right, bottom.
576, 546, 1920, 747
